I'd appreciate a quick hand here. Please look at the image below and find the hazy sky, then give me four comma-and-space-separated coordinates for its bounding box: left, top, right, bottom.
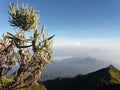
0, 0, 120, 47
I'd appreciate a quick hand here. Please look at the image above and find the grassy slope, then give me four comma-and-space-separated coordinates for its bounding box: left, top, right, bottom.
18, 83, 46, 90
109, 65, 120, 84
0, 77, 46, 90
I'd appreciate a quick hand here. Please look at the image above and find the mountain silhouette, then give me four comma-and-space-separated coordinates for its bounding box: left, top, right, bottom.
41, 57, 110, 81
43, 65, 120, 90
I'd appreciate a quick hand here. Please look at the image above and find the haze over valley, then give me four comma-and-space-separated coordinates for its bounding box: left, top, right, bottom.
41, 45, 120, 81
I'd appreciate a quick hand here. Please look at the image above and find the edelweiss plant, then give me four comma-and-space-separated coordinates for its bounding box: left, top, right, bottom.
0, 1, 54, 90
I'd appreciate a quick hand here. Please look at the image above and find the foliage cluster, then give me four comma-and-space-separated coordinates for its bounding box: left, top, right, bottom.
0, 1, 54, 90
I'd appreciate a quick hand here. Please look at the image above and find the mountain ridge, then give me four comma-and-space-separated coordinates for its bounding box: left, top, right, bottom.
43, 65, 120, 90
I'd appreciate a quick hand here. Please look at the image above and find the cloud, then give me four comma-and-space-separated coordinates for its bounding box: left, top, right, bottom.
52, 56, 74, 61
72, 41, 81, 46
54, 37, 120, 48
79, 38, 120, 48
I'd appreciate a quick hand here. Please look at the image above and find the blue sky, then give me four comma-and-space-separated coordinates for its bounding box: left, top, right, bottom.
1, 0, 120, 47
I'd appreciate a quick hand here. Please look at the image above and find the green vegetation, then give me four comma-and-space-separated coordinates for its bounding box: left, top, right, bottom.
15, 82, 46, 90
108, 65, 120, 84
0, 1, 54, 90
